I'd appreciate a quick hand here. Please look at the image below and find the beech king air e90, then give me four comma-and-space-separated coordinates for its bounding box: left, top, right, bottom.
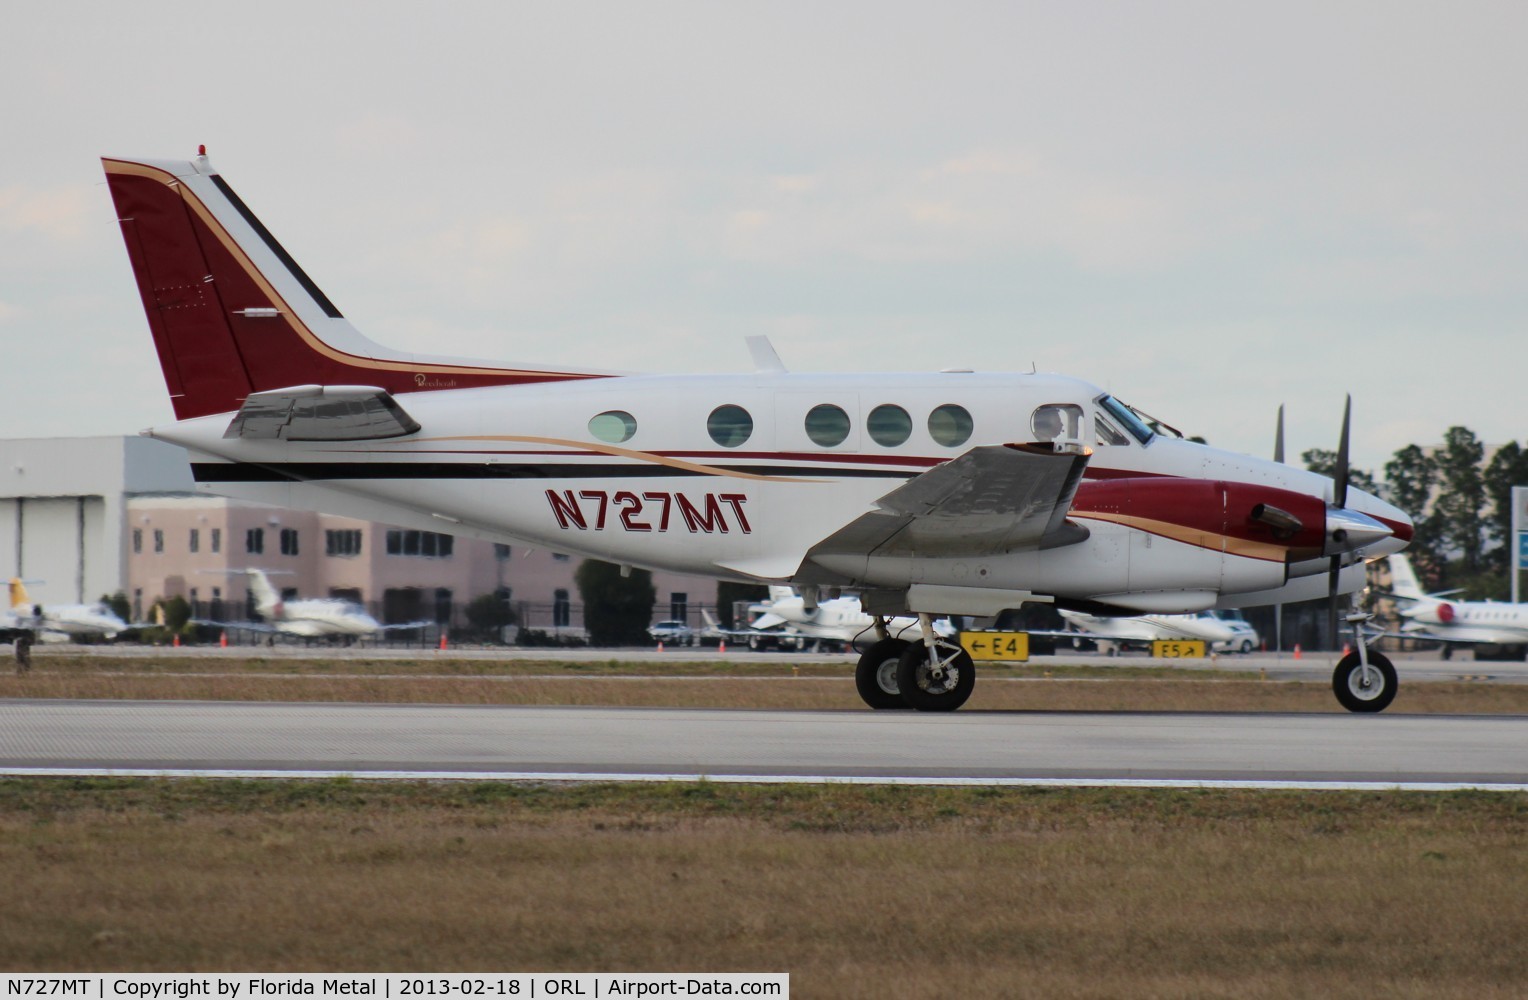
104, 150, 1414, 712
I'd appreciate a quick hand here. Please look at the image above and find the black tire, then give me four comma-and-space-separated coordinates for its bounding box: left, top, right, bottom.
895, 641, 976, 712
1332, 650, 1397, 713
1239, 639, 1253, 654
15, 635, 32, 673
855, 638, 911, 710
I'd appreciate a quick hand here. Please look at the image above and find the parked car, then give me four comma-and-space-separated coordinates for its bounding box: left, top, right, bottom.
648, 620, 695, 646
1207, 611, 1260, 654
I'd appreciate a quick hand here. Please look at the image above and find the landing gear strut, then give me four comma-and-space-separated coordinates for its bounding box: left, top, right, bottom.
1332, 613, 1397, 713
895, 613, 975, 712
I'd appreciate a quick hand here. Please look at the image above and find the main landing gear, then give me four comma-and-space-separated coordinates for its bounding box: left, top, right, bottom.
854, 614, 975, 712
1332, 613, 1398, 713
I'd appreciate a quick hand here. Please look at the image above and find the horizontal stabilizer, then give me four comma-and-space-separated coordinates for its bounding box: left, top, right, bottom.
224, 385, 421, 441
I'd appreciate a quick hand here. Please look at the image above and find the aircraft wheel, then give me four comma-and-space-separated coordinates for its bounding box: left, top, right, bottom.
1332, 651, 1397, 713
855, 638, 911, 710
14, 636, 32, 673
896, 641, 975, 712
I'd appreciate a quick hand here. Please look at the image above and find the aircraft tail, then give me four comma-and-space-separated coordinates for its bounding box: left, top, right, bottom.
243, 569, 283, 620
1387, 553, 1426, 601
767, 586, 795, 604
8, 578, 30, 612
103, 151, 613, 421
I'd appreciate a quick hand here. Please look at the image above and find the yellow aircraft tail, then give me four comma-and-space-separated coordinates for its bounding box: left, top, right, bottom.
8, 578, 30, 611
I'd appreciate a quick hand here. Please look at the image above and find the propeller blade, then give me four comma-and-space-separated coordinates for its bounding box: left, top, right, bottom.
1334, 394, 1351, 510
1273, 404, 1285, 464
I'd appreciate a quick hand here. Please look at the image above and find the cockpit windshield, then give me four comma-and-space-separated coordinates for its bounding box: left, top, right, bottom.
1097, 395, 1156, 445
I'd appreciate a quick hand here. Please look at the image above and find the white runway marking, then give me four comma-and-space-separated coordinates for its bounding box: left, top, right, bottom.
3, 765, 1526, 792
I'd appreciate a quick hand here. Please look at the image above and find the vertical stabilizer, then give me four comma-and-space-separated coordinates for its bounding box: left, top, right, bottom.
243, 569, 283, 621
1387, 554, 1426, 601
103, 152, 613, 420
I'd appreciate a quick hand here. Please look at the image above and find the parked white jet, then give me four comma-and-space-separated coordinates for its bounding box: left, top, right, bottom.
7, 579, 128, 640
1056, 609, 1236, 654
1385, 554, 1528, 658
210, 568, 423, 641
103, 150, 1414, 711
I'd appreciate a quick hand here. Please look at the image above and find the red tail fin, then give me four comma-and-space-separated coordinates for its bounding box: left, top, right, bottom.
104, 154, 608, 421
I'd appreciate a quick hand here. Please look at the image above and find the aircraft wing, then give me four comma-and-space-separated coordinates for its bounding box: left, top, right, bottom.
806, 444, 1091, 566
224, 385, 422, 441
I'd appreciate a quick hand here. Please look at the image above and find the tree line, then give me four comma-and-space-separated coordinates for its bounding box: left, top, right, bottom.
1304, 427, 1528, 599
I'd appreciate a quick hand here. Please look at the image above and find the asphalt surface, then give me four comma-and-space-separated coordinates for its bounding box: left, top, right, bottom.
2, 699, 1524, 790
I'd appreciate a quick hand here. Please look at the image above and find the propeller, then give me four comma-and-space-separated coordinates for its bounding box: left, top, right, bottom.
1273, 404, 1285, 653
1328, 396, 1352, 650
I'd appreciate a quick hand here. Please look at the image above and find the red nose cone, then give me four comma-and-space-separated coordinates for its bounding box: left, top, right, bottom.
1437, 603, 1454, 624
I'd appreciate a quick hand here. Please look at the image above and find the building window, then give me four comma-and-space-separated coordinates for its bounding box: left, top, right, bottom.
189, 528, 200, 554
552, 552, 571, 563
385, 530, 454, 558
326, 529, 362, 557
494, 543, 512, 560
246, 528, 264, 554
434, 588, 453, 625
279, 528, 300, 556
132, 588, 142, 622
211, 528, 222, 553
553, 589, 571, 628
211, 586, 223, 620
153, 529, 164, 554
132, 528, 142, 554
670, 592, 688, 621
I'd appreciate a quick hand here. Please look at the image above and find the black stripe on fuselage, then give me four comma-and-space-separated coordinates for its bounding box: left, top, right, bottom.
191, 462, 919, 483
210, 174, 345, 319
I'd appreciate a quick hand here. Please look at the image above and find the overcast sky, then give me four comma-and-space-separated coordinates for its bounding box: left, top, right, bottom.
3, 1, 1525, 475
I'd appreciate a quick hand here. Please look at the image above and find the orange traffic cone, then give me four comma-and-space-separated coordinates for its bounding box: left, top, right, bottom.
657, 641, 665, 653
1293, 644, 1302, 660
719, 640, 726, 653
1343, 644, 1351, 656
172, 633, 180, 648
438, 631, 448, 651
219, 631, 228, 648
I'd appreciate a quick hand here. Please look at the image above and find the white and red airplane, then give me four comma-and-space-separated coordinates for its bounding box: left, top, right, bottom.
1384, 554, 1528, 658
103, 150, 1414, 711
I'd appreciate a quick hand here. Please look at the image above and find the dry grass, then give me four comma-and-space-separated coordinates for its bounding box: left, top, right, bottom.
3, 668, 1527, 713
1, 778, 1524, 999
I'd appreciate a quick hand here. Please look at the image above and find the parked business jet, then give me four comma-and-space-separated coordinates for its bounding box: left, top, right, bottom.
7, 579, 128, 640
209, 568, 420, 641
1384, 554, 1528, 658
103, 150, 1413, 711
1055, 608, 1236, 654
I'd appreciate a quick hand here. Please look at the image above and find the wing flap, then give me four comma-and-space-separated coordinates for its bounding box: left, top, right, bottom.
808, 444, 1091, 563
224, 384, 422, 441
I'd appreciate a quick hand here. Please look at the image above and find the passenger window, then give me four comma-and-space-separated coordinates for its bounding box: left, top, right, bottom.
588, 410, 637, 444
928, 404, 973, 447
867, 404, 912, 447
1094, 412, 1130, 447
1030, 404, 1085, 452
805, 404, 851, 447
707, 405, 753, 448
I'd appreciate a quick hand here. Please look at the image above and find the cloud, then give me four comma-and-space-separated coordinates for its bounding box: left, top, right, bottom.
0, 185, 94, 243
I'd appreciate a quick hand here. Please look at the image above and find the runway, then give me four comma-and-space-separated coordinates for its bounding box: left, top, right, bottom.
2, 700, 1524, 790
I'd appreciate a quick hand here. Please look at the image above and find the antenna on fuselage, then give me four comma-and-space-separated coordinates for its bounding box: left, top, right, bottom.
746, 336, 787, 373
